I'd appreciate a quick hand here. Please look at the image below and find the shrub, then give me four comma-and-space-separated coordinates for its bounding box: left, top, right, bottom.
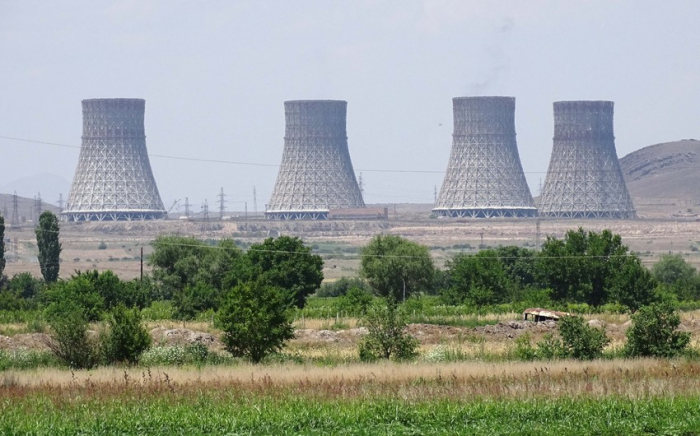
514, 332, 537, 361
103, 304, 151, 365
358, 299, 419, 362
535, 333, 565, 360
45, 302, 100, 369
558, 315, 610, 360
337, 287, 373, 315
625, 301, 690, 358
218, 281, 294, 364
317, 277, 370, 297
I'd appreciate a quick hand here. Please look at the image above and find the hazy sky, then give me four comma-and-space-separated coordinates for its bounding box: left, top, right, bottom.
1, 1, 699, 212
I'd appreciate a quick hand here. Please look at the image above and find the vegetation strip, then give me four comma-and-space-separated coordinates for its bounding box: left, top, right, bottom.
1, 395, 700, 435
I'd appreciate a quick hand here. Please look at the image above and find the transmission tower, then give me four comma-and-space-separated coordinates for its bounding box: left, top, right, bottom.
35, 193, 42, 218
64, 98, 166, 221
11, 192, 19, 227
539, 101, 635, 218
2, 201, 7, 218
358, 173, 364, 194
266, 100, 365, 220
202, 200, 210, 222
57, 194, 64, 213
184, 197, 191, 217
217, 188, 226, 219
433, 96, 536, 218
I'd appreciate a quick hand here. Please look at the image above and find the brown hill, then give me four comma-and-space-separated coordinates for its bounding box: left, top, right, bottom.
620, 139, 700, 200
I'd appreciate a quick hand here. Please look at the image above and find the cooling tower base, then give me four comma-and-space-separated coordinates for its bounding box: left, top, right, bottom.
265, 211, 329, 220
538, 211, 636, 219
63, 211, 167, 222
432, 208, 538, 218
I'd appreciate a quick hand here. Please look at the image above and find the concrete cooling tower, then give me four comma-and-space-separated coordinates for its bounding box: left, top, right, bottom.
266, 100, 365, 220
63, 99, 166, 221
433, 96, 537, 218
538, 101, 636, 219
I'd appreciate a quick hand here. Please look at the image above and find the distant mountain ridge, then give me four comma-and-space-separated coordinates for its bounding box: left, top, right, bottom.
620, 139, 700, 200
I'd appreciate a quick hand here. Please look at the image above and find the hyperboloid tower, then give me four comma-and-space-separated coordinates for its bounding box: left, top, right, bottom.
266, 100, 365, 220
538, 101, 636, 218
433, 96, 536, 218
64, 99, 166, 221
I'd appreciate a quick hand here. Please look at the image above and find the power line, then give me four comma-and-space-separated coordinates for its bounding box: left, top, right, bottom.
0, 134, 563, 175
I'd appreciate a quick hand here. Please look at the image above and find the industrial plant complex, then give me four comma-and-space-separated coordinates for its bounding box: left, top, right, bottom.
48, 96, 641, 222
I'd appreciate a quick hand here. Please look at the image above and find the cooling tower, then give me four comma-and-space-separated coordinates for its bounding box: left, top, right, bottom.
266, 100, 365, 220
538, 101, 636, 219
433, 96, 536, 218
63, 99, 166, 221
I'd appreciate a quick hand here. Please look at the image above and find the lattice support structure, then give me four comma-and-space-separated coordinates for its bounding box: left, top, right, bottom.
266, 100, 365, 220
63, 99, 166, 222
538, 101, 636, 219
433, 96, 536, 218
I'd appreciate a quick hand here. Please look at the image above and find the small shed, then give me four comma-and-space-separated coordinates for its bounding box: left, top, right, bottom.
522, 308, 571, 322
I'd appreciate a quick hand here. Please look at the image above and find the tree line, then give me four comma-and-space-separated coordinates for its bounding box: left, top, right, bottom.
0, 212, 696, 364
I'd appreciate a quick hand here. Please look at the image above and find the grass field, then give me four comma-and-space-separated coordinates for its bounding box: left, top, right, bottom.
3, 360, 700, 435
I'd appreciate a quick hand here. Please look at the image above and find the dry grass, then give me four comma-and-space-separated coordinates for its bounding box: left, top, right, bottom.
3, 359, 700, 401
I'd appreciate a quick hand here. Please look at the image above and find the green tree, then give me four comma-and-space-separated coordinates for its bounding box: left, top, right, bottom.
8, 272, 43, 300
233, 236, 323, 309
445, 250, 511, 305
172, 282, 220, 320
358, 298, 419, 361
35, 211, 62, 283
651, 254, 700, 300
149, 236, 241, 299
607, 256, 658, 312
536, 228, 643, 306
103, 304, 151, 365
218, 281, 294, 363
494, 246, 538, 290
625, 301, 690, 358
43, 275, 105, 322
360, 235, 435, 301
0, 216, 5, 279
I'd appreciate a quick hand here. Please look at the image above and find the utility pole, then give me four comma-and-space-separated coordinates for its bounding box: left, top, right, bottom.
244, 201, 248, 219
57, 194, 64, 213
536, 218, 541, 250
184, 197, 191, 217
217, 187, 226, 220
434, 185, 437, 204
140, 247, 144, 282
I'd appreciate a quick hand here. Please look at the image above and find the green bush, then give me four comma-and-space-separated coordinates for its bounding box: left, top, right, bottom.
218, 281, 294, 364
625, 301, 690, 358
558, 315, 609, 360
317, 277, 370, 297
514, 333, 537, 361
514, 316, 609, 361
103, 304, 151, 365
358, 299, 419, 362
46, 302, 100, 369
337, 287, 373, 316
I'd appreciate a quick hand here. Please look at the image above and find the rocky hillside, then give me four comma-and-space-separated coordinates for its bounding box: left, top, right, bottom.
620, 139, 700, 200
